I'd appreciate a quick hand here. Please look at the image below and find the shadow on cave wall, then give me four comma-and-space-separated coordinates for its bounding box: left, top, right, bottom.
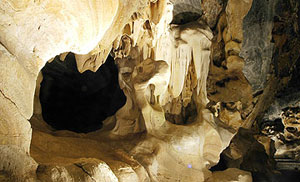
39, 53, 126, 133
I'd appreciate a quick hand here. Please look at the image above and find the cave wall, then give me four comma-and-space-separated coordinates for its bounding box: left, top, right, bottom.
0, 0, 153, 150
0, 0, 299, 181
0, 0, 151, 180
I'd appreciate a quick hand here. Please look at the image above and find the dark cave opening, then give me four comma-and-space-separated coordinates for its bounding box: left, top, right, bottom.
39, 52, 126, 133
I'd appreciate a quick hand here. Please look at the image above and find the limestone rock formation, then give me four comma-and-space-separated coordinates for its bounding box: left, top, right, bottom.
0, 0, 299, 181
240, 0, 276, 93
207, 168, 252, 182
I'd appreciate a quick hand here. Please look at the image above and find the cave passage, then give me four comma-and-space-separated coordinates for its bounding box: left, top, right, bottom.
39, 53, 126, 133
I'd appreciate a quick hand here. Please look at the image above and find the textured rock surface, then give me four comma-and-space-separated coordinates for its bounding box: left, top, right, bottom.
207, 0, 254, 130
245, 0, 300, 164
215, 128, 276, 181
262, 60, 300, 159
0, 145, 38, 181
240, 0, 277, 93
0, 44, 33, 152
1, 0, 300, 181
36, 158, 119, 182
107, 5, 239, 180
0, 0, 162, 180
30, 128, 149, 182
171, 0, 202, 21
207, 168, 252, 182
241, 0, 300, 130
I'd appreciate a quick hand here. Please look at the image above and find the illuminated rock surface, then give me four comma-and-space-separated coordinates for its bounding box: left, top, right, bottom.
0, 0, 299, 181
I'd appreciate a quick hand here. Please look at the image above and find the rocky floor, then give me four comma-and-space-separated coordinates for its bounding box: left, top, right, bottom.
29, 114, 149, 181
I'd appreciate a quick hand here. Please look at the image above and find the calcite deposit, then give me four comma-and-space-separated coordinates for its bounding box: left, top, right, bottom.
0, 0, 299, 182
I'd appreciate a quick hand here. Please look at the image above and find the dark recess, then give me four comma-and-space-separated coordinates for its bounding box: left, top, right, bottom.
39, 52, 126, 133
171, 12, 201, 25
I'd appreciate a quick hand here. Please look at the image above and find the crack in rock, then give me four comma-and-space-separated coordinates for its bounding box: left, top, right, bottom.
0, 89, 28, 121
74, 163, 96, 182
